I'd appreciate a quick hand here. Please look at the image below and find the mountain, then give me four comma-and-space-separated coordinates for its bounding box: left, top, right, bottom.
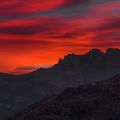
7, 74, 120, 120
0, 48, 120, 119
24, 48, 120, 87
0, 73, 59, 119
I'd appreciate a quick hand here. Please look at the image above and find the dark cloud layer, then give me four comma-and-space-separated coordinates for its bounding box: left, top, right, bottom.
58, 0, 90, 8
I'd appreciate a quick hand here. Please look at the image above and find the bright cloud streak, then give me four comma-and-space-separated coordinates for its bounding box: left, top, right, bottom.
0, 0, 119, 74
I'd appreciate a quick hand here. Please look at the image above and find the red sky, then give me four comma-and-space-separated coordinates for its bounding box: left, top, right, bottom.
0, 0, 120, 74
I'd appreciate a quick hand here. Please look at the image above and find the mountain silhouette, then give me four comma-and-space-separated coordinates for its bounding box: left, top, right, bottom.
8, 74, 120, 120
25, 48, 120, 87
0, 48, 120, 119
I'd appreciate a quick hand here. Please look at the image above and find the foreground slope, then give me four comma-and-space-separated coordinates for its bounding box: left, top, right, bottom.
0, 73, 60, 119
8, 74, 120, 120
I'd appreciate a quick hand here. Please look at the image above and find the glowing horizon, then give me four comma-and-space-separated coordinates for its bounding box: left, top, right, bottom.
0, 0, 119, 74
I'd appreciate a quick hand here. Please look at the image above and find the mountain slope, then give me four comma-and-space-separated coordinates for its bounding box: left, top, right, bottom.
24, 48, 120, 88
0, 48, 120, 119
8, 74, 120, 120
0, 73, 60, 119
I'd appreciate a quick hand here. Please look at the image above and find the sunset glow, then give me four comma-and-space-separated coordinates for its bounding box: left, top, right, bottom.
0, 0, 120, 74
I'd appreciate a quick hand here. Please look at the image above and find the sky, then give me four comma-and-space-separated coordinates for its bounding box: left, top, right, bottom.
0, 0, 120, 74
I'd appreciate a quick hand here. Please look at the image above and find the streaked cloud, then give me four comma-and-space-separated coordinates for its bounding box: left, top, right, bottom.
0, 0, 119, 74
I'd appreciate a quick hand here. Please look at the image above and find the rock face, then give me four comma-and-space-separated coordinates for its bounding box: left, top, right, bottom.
0, 48, 120, 119
8, 74, 120, 120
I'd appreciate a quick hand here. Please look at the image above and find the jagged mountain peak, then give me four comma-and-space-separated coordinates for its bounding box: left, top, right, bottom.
57, 54, 79, 66
86, 48, 104, 56
54, 48, 120, 69
57, 49, 104, 65
59, 49, 104, 61
59, 48, 120, 62
106, 48, 120, 55
64, 53, 79, 59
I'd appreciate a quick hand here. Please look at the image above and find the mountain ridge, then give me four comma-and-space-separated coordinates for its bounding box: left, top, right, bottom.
0, 48, 120, 119
0, 48, 119, 76
25, 48, 120, 76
